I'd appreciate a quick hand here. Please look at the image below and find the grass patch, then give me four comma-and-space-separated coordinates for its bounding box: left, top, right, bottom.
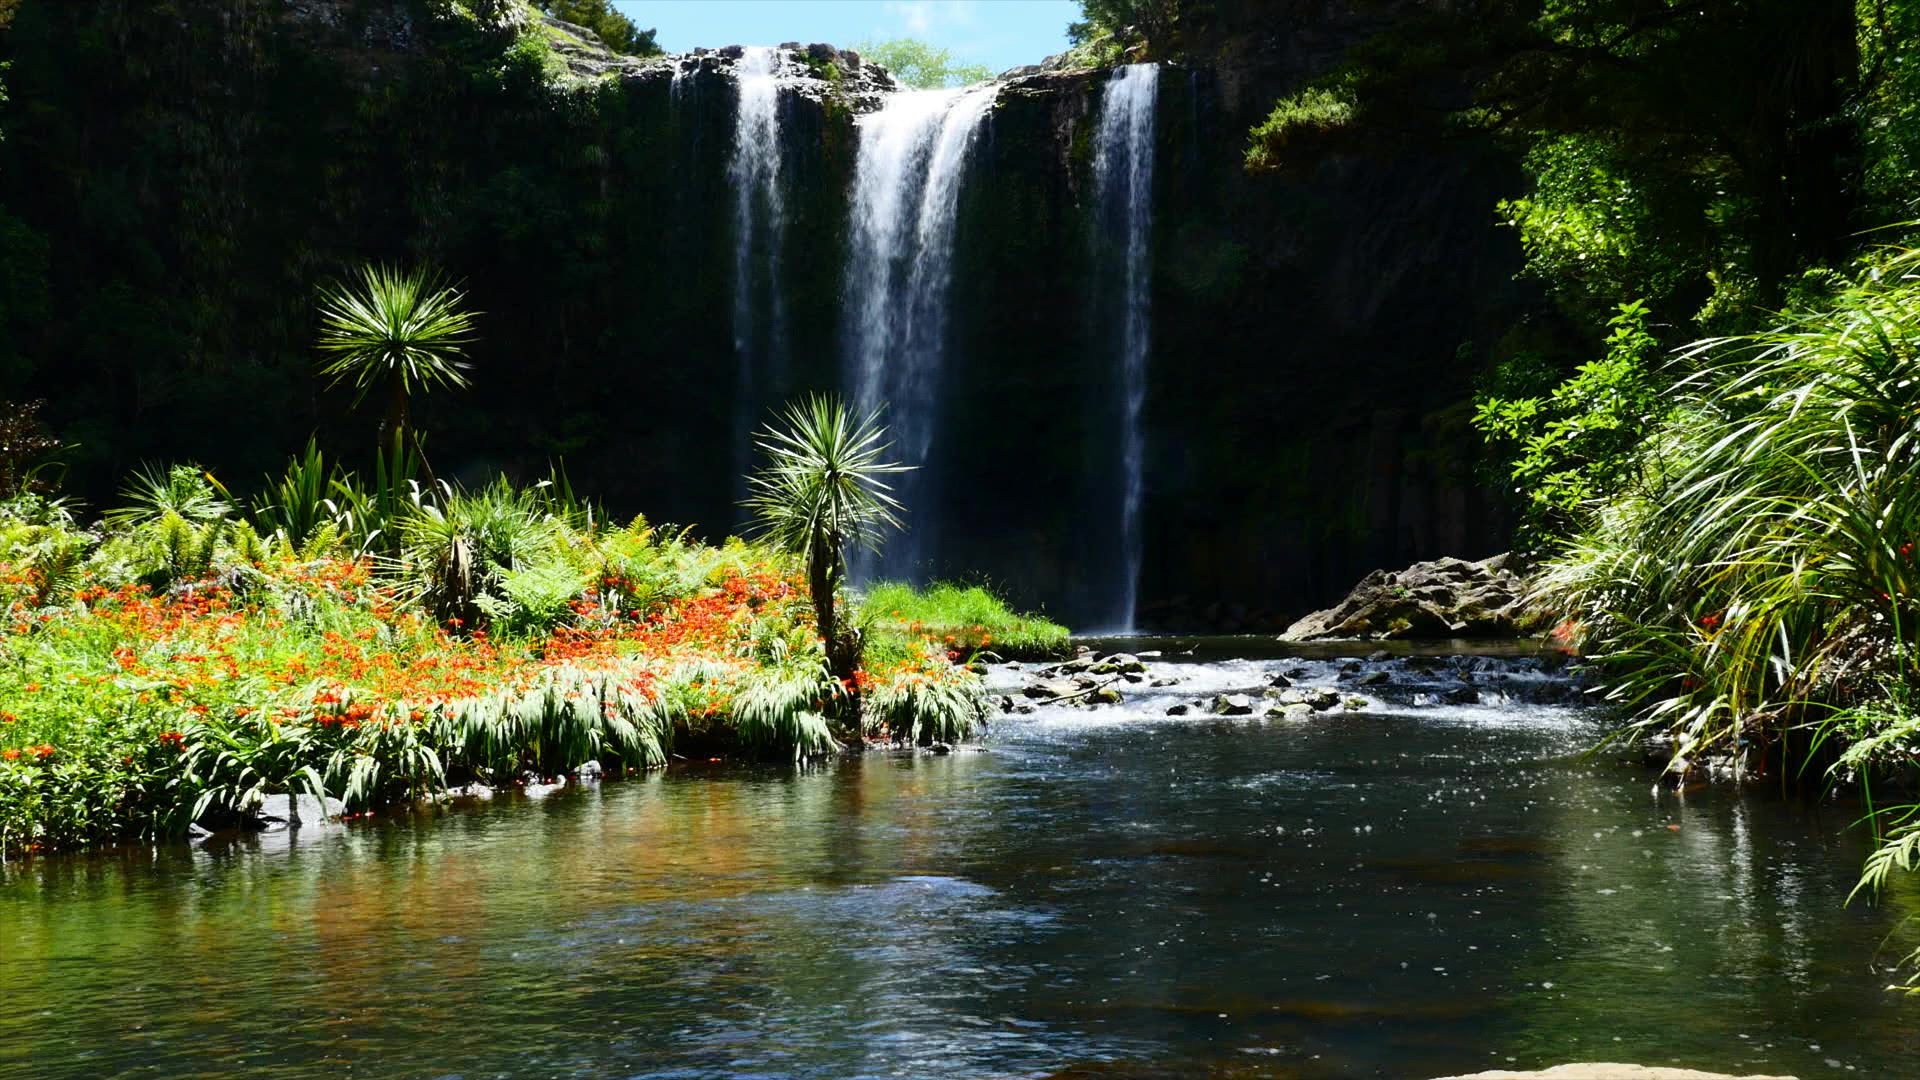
858, 581, 1071, 662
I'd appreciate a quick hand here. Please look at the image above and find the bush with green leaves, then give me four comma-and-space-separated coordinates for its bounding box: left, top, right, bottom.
859, 580, 1071, 662
1473, 300, 1669, 549
1540, 245, 1920, 770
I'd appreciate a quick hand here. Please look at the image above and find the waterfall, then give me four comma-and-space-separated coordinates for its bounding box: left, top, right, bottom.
844, 85, 999, 583
729, 46, 789, 518
1091, 63, 1159, 633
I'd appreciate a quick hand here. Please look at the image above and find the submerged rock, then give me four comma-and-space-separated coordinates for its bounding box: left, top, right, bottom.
1209, 694, 1255, 716
1436, 1060, 1789, 1068
247, 793, 345, 831
1281, 553, 1546, 641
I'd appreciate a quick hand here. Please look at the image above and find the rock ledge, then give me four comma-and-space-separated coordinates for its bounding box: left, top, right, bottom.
1431, 1065, 1796, 1080
1281, 553, 1543, 641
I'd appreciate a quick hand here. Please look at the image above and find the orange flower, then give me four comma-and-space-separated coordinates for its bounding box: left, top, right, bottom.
0, 748, 19, 761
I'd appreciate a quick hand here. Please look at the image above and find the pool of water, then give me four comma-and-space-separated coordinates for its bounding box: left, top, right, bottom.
4, 649, 1917, 1079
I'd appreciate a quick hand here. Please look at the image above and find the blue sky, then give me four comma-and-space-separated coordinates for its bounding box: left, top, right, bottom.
613, 1, 1081, 74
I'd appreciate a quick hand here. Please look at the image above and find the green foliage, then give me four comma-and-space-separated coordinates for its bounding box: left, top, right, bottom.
730, 657, 840, 760
0, 462, 993, 854
397, 477, 561, 627
859, 580, 1071, 661
853, 38, 992, 89
1246, 2, 1871, 327
862, 642, 988, 746
1067, 0, 1183, 59
316, 263, 479, 468
103, 463, 232, 529
1495, 138, 1719, 322
1473, 300, 1668, 545
1244, 87, 1355, 173
316, 263, 477, 409
1538, 245, 1920, 775
746, 395, 910, 688
535, 0, 659, 56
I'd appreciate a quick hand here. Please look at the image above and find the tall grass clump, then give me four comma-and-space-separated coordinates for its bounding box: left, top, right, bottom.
1541, 246, 1920, 774
1533, 244, 1920, 981
859, 581, 1071, 661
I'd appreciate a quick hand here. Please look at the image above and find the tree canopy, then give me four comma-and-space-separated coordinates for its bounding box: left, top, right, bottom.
535, 0, 659, 56
855, 38, 992, 89
1243, 0, 1904, 330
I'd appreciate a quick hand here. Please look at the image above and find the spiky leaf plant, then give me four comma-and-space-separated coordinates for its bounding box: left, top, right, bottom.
316, 264, 477, 466
744, 395, 910, 690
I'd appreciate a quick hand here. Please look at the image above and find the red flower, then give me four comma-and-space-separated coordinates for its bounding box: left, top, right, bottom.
0, 749, 18, 762
158, 731, 185, 749
1700, 613, 1721, 629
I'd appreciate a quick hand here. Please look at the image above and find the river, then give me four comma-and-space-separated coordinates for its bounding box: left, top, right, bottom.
3, 644, 1916, 1078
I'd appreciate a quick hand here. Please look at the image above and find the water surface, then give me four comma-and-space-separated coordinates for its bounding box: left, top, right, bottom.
4, 650, 1917, 1079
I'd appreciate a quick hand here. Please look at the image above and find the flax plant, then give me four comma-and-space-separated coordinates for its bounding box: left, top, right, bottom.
1543, 247, 1920, 774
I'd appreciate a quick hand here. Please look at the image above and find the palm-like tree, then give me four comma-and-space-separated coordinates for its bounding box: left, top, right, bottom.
745, 396, 910, 688
316, 264, 478, 467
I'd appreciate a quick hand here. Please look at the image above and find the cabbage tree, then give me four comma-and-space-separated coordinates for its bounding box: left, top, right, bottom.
316, 264, 477, 467
745, 396, 909, 687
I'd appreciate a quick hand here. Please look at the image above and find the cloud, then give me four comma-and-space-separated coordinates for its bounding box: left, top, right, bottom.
882, 0, 979, 37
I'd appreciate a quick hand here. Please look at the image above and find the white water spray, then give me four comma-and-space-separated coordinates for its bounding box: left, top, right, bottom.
1091, 63, 1159, 632
844, 84, 999, 581
729, 47, 789, 514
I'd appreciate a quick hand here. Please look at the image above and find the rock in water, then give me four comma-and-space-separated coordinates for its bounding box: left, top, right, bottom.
1429, 1066, 1797, 1080
1209, 694, 1255, 716
1280, 552, 1546, 641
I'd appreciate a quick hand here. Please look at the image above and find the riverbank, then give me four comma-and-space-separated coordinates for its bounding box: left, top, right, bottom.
0, 484, 1065, 856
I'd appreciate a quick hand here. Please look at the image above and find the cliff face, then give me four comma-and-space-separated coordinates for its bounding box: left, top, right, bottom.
0, 0, 1533, 629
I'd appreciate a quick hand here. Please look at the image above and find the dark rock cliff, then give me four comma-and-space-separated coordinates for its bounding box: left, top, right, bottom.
0, 0, 1534, 629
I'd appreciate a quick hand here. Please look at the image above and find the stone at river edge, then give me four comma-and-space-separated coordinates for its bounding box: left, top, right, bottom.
1281, 553, 1546, 641
1430, 1066, 1795, 1080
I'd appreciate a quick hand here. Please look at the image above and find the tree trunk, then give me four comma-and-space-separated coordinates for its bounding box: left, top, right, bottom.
386, 374, 408, 475
810, 527, 861, 731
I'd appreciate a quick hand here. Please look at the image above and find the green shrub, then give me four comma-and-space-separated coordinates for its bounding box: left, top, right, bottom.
859, 580, 1071, 661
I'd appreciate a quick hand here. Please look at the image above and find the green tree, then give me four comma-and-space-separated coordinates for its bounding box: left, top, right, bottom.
316, 265, 478, 470
1067, 0, 1183, 59
854, 38, 992, 89
1246, 1, 1868, 327
744, 396, 909, 690
535, 0, 659, 56
1473, 300, 1666, 547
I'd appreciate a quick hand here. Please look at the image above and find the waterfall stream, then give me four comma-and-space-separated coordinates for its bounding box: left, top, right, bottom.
843, 85, 999, 583
1091, 63, 1159, 632
729, 46, 789, 519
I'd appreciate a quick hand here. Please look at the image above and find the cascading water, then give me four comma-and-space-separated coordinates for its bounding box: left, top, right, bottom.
844, 84, 999, 582
1090, 63, 1159, 633
729, 46, 789, 517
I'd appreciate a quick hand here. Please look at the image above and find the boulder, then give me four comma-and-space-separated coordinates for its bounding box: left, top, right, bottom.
1023, 678, 1079, 700
1266, 703, 1315, 720
1307, 689, 1341, 711
1280, 553, 1546, 641
248, 793, 345, 830
1209, 694, 1256, 716
1428, 1060, 1797, 1068
1089, 687, 1124, 705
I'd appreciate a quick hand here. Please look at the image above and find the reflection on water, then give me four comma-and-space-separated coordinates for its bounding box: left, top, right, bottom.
4, 652, 1919, 1079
